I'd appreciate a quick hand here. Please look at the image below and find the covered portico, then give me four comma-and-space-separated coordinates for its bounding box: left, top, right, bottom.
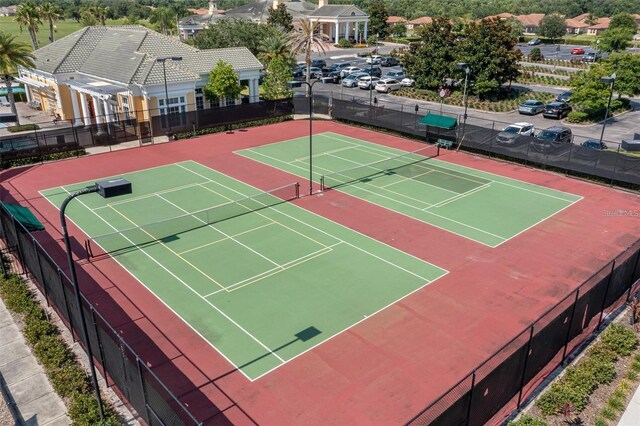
61, 75, 128, 126
308, 5, 369, 44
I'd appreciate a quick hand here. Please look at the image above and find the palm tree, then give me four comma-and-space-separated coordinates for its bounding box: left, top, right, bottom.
259, 30, 292, 66
149, 7, 174, 36
15, 1, 42, 50
39, 3, 63, 43
88, 4, 108, 26
170, 3, 189, 37
289, 20, 327, 94
0, 31, 36, 125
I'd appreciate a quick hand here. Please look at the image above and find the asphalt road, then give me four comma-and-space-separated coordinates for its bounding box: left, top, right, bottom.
296, 49, 639, 147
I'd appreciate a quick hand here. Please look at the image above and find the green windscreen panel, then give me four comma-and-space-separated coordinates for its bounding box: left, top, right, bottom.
1, 203, 45, 232
419, 113, 458, 130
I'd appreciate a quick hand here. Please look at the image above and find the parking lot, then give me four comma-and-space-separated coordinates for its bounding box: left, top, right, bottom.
294, 49, 639, 149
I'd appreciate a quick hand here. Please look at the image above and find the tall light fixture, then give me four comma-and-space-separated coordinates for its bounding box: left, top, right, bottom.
156, 56, 183, 134
598, 73, 616, 146
455, 62, 471, 140
286, 80, 321, 195
60, 179, 132, 421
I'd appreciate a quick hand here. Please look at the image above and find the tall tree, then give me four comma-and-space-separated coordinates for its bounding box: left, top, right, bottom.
170, 2, 190, 36
403, 18, 458, 89
0, 31, 36, 124
505, 16, 524, 41
88, 4, 108, 26
204, 60, 242, 105
15, 1, 42, 50
258, 30, 292, 67
289, 19, 327, 94
262, 56, 294, 100
603, 53, 640, 97
538, 13, 566, 42
461, 18, 522, 97
367, 1, 390, 39
193, 19, 279, 56
598, 27, 635, 52
608, 13, 639, 33
149, 7, 173, 35
39, 3, 63, 43
267, 3, 293, 32
391, 22, 407, 38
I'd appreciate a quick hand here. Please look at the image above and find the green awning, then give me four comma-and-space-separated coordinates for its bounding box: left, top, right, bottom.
1, 203, 45, 232
419, 113, 458, 130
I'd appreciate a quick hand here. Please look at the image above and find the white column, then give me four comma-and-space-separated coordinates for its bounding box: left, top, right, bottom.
364, 21, 368, 42
250, 79, 259, 103
346, 21, 351, 40
93, 96, 104, 125
79, 93, 90, 125
334, 21, 340, 44
25, 86, 32, 103
68, 87, 82, 125
103, 99, 113, 123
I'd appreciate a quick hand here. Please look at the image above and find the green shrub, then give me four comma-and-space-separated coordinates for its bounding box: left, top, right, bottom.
631, 359, 640, 373
23, 314, 57, 345
536, 381, 588, 415
49, 363, 89, 398
607, 395, 625, 411
68, 392, 117, 425
625, 370, 639, 381
174, 115, 291, 140
601, 405, 617, 420
601, 324, 638, 356
578, 356, 616, 386
566, 111, 589, 123
507, 414, 547, 426
0, 274, 35, 313
337, 38, 353, 48
587, 343, 619, 363
7, 123, 40, 133
33, 335, 72, 369
594, 418, 607, 426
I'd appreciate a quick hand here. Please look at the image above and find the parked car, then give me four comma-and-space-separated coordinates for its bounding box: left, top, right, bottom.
358, 76, 380, 90
530, 126, 573, 152
366, 55, 383, 64
575, 139, 608, 159
518, 100, 545, 115
326, 70, 342, 83
328, 62, 351, 71
311, 59, 326, 68
302, 67, 323, 79
384, 70, 405, 79
528, 38, 541, 45
340, 66, 363, 78
570, 47, 585, 55
362, 67, 382, 77
543, 101, 572, 119
400, 77, 415, 87
582, 52, 601, 63
496, 122, 535, 145
555, 91, 573, 103
375, 78, 402, 93
380, 57, 400, 67
342, 72, 368, 87
292, 65, 305, 77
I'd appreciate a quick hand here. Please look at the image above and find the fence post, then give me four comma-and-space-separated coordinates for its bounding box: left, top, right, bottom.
136, 356, 153, 423
90, 306, 109, 387
626, 248, 640, 302
562, 289, 580, 364
59, 267, 76, 340
465, 370, 477, 424
610, 145, 621, 186
597, 260, 617, 330
517, 325, 535, 408
34, 240, 49, 307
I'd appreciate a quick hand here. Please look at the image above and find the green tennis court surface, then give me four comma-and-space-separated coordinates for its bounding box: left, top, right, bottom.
236, 132, 582, 247
41, 161, 447, 380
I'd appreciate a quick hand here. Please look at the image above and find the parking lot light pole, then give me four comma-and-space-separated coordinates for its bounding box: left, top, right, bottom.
156, 56, 183, 134
286, 80, 320, 195
456, 62, 471, 139
598, 73, 616, 145
60, 179, 132, 421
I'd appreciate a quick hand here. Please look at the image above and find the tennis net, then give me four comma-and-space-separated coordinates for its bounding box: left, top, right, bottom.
320, 144, 440, 191
85, 182, 300, 258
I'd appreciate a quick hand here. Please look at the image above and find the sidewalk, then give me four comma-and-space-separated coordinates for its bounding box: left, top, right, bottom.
0, 297, 70, 425
619, 381, 640, 425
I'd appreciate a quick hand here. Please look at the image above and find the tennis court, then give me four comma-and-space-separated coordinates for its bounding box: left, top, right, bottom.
40, 160, 447, 380
236, 132, 583, 247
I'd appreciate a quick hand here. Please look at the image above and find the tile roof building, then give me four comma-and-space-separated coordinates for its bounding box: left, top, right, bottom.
587, 17, 611, 35
516, 14, 545, 34
179, 0, 369, 44
17, 25, 263, 134
406, 16, 433, 30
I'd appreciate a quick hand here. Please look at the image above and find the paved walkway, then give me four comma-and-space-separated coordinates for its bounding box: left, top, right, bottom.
0, 297, 70, 426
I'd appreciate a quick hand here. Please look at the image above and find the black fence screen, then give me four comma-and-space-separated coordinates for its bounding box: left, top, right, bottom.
0, 203, 201, 425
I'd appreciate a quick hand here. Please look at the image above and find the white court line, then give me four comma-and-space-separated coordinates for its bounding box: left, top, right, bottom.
204, 243, 339, 297
97, 181, 210, 208
178, 222, 276, 255
178, 161, 442, 284
56, 187, 285, 377
427, 182, 493, 210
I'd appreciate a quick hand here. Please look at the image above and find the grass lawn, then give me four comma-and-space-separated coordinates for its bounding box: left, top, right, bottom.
1, 17, 153, 50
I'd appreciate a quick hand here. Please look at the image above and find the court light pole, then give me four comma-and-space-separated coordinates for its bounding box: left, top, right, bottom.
456, 62, 471, 140
59, 179, 132, 421
156, 56, 183, 134
286, 80, 321, 195
598, 73, 616, 145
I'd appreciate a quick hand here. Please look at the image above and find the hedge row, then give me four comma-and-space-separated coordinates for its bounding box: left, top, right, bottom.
173, 115, 292, 140
534, 324, 638, 416
7, 123, 40, 133
1, 149, 86, 169
0, 273, 121, 425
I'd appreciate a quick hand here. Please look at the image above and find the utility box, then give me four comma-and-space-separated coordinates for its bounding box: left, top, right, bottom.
96, 178, 132, 198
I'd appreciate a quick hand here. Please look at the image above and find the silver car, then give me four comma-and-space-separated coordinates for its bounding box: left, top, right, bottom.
340, 66, 363, 78
342, 72, 367, 88
375, 78, 402, 93
357, 76, 380, 90
518, 100, 545, 115
496, 122, 535, 145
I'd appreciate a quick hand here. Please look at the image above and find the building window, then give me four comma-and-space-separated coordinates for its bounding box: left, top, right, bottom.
159, 95, 187, 129
120, 94, 132, 123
